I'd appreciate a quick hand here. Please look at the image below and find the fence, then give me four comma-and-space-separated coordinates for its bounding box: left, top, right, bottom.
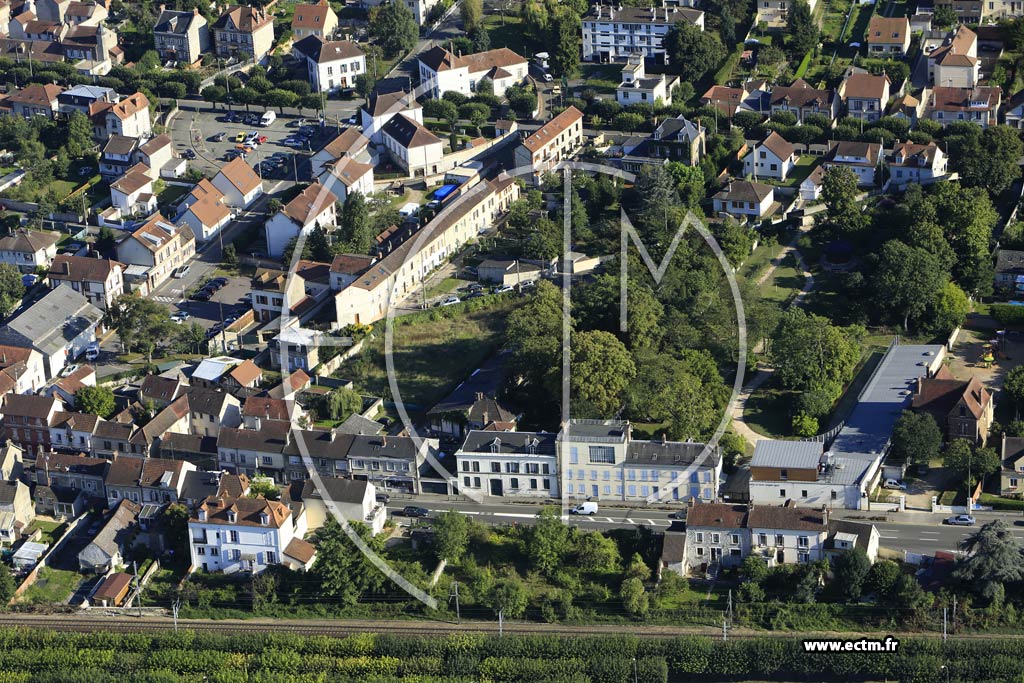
316, 338, 365, 376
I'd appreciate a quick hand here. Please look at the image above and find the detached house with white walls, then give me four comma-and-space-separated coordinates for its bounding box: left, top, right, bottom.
0, 229, 59, 273
712, 180, 774, 219
210, 157, 263, 209
115, 213, 196, 291
888, 141, 948, 187
743, 131, 796, 181
418, 45, 528, 99
361, 90, 422, 145
380, 114, 445, 178
318, 156, 374, 204
616, 52, 678, 106
925, 85, 1001, 127
290, 0, 337, 40
189, 494, 316, 573
824, 140, 883, 186
46, 254, 124, 310
177, 179, 233, 242
839, 72, 890, 122
293, 35, 365, 93
455, 430, 559, 499
866, 16, 911, 55
212, 4, 275, 62
89, 91, 151, 140
265, 182, 338, 259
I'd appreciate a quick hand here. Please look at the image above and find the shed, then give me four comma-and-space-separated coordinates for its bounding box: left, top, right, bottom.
12, 541, 47, 570
91, 571, 133, 607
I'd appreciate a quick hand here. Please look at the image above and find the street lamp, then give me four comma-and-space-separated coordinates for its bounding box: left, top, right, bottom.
632, 657, 638, 683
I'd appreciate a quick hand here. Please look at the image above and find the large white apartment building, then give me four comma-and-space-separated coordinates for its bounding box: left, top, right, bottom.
417, 46, 528, 99
582, 4, 704, 63
455, 430, 559, 498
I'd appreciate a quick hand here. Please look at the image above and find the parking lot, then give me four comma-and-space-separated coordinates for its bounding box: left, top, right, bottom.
169, 273, 252, 339
170, 106, 350, 183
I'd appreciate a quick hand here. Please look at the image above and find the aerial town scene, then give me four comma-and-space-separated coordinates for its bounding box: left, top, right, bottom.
0, 0, 1019, 677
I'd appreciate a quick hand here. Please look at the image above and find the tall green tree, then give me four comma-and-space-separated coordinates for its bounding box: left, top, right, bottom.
312, 517, 386, 604
662, 21, 726, 82
338, 192, 373, 254
956, 520, 1024, 602
370, 0, 419, 58
75, 385, 116, 418
870, 240, 948, 331
955, 124, 1023, 197
832, 548, 871, 601
506, 281, 563, 414
888, 411, 942, 467
528, 506, 573, 576
570, 330, 636, 417
65, 112, 95, 159
769, 308, 862, 397
433, 510, 470, 562
576, 532, 621, 572
865, 559, 901, 600
489, 576, 528, 617
943, 439, 1000, 492
820, 166, 869, 235
321, 386, 362, 421
1004, 365, 1024, 419
0, 264, 25, 317
461, 0, 483, 31
786, 0, 819, 57
105, 295, 175, 363
547, 7, 581, 77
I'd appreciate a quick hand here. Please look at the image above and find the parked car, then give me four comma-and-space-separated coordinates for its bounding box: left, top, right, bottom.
945, 514, 976, 526
465, 291, 485, 300
376, 492, 391, 504
494, 284, 514, 294
170, 310, 191, 323
173, 264, 190, 279
668, 510, 687, 520
77, 166, 94, 177
182, 149, 196, 160
212, 132, 226, 142
400, 506, 429, 517
60, 363, 80, 378
191, 290, 212, 301
85, 342, 100, 361
210, 277, 228, 286
569, 502, 598, 515
882, 478, 908, 491
542, 73, 553, 82
234, 132, 247, 143
440, 296, 460, 306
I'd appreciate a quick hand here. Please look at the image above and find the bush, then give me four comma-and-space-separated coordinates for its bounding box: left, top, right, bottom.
978, 493, 1024, 510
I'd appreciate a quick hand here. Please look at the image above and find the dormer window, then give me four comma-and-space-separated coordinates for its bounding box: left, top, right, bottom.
227, 510, 237, 523
259, 512, 270, 525
198, 509, 207, 522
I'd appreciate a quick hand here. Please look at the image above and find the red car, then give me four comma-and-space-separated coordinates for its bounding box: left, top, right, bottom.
257, 135, 268, 144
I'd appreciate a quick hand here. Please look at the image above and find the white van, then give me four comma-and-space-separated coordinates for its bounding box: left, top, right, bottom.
260, 110, 276, 127
569, 502, 598, 515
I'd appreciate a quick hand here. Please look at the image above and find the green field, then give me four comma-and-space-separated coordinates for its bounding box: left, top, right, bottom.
343, 297, 523, 411
17, 567, 81, 605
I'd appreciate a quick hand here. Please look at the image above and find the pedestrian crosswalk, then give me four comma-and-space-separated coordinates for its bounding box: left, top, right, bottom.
153, 296, 180, 303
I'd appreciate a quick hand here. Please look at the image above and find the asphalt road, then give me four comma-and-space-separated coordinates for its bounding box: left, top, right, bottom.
384, 499, 1024, 556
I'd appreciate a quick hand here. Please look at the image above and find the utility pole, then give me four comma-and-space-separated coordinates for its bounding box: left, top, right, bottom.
449, 581, 461, 622
172, 598, 181, 633
942, 607, 947, 641
727, 589, 733, 625
952, 595, 957, 633
133, 560, 142, 618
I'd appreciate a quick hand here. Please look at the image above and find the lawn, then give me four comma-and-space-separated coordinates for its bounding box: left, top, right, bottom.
755, 255, 805, 306
18, 567, 81, 605
425, 276, 462, 298
763, 156, 821, 189
483, 14, 534, 56
24, 520, 66, 546
343, 297, 524, 412
743, 385, 795, 438
578, 63, 623, 95
157, 183, 191, 207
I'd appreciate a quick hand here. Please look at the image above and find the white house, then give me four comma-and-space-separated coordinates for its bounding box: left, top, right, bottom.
418, 45, 528, 99
615, 53, 678, 107
189, 494, 316, 573
309, 127, 370, 179
264, 181, 338, 259
743, 131, 796, 182
89, 91, 151, 140
286, 477, 386, 535
824, 140, 882, 186
115, 213, 196, 292
293, 35, 365, 93
177, 180, 233, 242
0, 229, 59, 273
512, 106, 584, 186
318, 156, 374, 203
799, 165, 825, 202
712, 180, 774, 219
455, 430, 559, 499
46, 254, 125, 310
747, 505, 828, 565
109, 163, 156, 217
866, 16, 911, 56
380, 113, 445, 178
210, 157, 263, 209
682, 503, 750, 574
290, 0, 337, 40
888, 141, 948, 187
360, 90, 422, 145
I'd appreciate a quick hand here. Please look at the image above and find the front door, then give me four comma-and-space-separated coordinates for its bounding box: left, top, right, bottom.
710, 548, 721, 561
490, 479, 503, 496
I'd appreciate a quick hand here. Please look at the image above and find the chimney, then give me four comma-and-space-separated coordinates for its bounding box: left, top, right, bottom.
329, 429, 336, 442
661, 433, 667, 444
821, 505, 829, 526
158, 3, 165, 13
382, 434, 387, 447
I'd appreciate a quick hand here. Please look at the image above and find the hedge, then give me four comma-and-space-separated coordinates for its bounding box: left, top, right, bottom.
0, 629, 1021, 681
989, 303, 1024, 325
978, 493, 1024, 511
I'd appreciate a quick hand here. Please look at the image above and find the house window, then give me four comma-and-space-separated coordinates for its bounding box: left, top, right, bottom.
798, 536, 809, 548
265, 551, 277, 564
779, 489, 786, 497
210, 548, 219, 557
758, 534, 767, 546
196, 546, 206, 555
711, 533, 720, 544
230, 530, 239, 543
775, 534, 784, 546
730, 548, 742, 557
695, 532, 704, 543
491, 462, 500, 473
696, 547, 704, 556
801, 490, 808, 498
261, 456, 273, 466
463, 476, 471, 487
510, 477, 519, 489
780, 469, 788, 480
589, 446, 615, 463
798, 552, 810, 563
730, 534, 740, 545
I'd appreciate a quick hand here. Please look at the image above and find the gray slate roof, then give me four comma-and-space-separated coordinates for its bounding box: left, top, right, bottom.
750, 440, 822, 469
0, 287, 102, 357
459, 430, 557, 456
